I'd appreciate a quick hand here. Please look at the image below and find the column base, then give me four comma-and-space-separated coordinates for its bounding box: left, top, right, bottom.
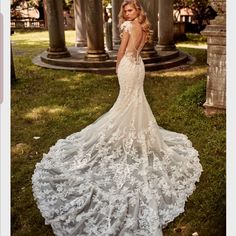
156, 44, 176, 51
203, 102, 226, 116
113, 39, 121, 45
112, 44, 119, 51
47, 48, 71, 59
141, 44, 157, 58
141, 50, 157, 58
85, 52, 109, 61
75, 41, 87, 47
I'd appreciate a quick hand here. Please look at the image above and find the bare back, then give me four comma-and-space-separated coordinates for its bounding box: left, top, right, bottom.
126, 23, 146, 55
116, 21, 147, 72
125, 22, 147, 61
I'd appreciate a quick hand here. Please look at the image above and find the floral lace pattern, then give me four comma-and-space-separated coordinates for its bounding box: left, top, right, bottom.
32, 22, 203, 236
121, 21, 132, 34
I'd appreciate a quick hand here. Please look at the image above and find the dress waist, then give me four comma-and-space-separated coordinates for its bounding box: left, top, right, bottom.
124, 51, 142, 65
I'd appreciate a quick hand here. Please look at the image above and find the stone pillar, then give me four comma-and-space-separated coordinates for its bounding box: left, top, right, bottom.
201, 0, 226, 115
112, 0, 123, 46
74, 0, 87, 47
105, 21, 113, 50
85, 0, 108, 61
46, 0, 70, 58
43, 0, 48, 29
153, 0, 158, 44
157, 0, 176, 51
140, 0, 157, 57
142, 0, 158, 44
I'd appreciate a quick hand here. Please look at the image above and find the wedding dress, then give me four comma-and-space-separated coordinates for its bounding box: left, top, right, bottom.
32, 21, 203, 236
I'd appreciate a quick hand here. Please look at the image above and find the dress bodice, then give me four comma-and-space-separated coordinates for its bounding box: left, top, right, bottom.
120, 21, 145, 64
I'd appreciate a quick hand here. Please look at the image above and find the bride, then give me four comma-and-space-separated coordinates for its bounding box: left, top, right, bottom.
32, 0, 203, 235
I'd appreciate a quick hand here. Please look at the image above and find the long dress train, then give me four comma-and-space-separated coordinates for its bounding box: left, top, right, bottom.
32, 21, 203, 236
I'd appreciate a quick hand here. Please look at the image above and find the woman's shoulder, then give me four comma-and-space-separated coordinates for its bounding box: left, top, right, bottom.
120, 21, 133, 33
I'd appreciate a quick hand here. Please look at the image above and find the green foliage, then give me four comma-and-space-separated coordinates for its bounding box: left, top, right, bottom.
174, 0, 209, 11
175, 79, 206, 106
63, 0, 73, 11
186, 32, 207, 42
173, 0, 217, 25
102, 0, 111, 7
11, 0, 73, 11
11, 31, 225, 236
175, 33, 207, 47
11, 0, 43, 20
11, 0, 40, 8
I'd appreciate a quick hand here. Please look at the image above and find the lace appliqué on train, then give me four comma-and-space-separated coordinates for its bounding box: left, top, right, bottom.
32, 118, 202, 236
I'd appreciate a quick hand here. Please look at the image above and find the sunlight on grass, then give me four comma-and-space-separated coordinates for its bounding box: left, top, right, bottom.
12, 143, 31, 156
79, 106, 105, 114
65, 30, 77, 46
176, 33, 207, 47
24, 106, 68, 120
11, 30, 77, 47
57, 77, 72, 82
150, 66, 207, 78
176, 42, 207, 48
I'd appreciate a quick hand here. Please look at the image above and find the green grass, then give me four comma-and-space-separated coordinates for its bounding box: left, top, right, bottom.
11, 31, 225, 236
176, 33, 207, 48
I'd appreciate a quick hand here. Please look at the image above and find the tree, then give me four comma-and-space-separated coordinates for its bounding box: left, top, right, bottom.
11, 0, 73, 11
173, 0, 217, 30
63, 0, 73, 11
102, 0, 111, 7
11, 0, 39, 8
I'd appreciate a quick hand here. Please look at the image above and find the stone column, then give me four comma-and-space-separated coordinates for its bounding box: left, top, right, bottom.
46, 0, 70, 58
157, 0, 176, 51
140, 0, 157, 57
201, 0, 226, 115
74, 0, 87, 47
153, 0, 158, 44
43, 0, 48, 29
112, 0, 123, 46
142, 0, 158, 44
85, 0, 108, 61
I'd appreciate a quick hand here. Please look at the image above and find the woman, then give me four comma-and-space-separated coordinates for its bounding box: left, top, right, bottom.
32, 1, 203, 235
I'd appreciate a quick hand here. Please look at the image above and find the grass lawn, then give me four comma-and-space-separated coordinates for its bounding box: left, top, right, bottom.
176, 33, 207, 48
11, 30, 225, 236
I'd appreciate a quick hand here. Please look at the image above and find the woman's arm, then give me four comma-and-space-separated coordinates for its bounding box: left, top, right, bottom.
116, 31, 130, 73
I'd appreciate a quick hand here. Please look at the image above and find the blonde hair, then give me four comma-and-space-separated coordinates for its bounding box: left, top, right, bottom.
118, 0, 152, 43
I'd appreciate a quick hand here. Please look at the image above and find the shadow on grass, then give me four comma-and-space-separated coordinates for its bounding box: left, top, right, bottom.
178, 46, 207, 66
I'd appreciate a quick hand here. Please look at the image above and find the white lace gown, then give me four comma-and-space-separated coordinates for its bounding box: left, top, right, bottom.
32, 21, 203, 236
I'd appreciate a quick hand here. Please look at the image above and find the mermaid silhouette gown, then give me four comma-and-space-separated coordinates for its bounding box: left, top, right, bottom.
32, 21, 203, 236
